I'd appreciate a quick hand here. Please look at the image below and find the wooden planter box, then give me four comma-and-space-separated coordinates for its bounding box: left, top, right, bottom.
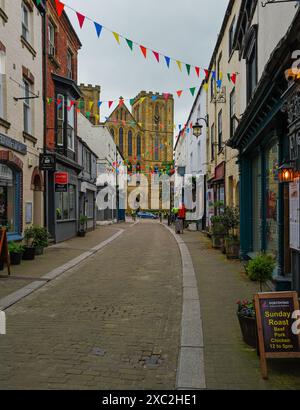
237, 313, 257, 349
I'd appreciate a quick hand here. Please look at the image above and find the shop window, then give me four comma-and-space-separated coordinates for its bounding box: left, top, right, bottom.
23, 79, 31, 134
67, 97, 75, 150
266, 143, 279, 255
56, 184, 76, 221
83, 149, 91, 174
0, 164, 15, 232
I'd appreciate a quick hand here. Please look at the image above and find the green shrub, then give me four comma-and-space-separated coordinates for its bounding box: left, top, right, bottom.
247, 254, 275, 291
32, 226, 49, 248
8, 242, 24, 254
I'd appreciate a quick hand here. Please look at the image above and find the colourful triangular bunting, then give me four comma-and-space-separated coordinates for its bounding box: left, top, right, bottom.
55, 0, 65, 17
113, 32, 121, 45
76, 12, 85, 29
94, 22, 103, 38
126, 39, 133, 51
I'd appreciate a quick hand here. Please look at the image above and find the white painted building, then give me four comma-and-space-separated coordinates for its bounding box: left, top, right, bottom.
77, 113, 125, 222
174, 85, 207, 225
0, 0, 44, 240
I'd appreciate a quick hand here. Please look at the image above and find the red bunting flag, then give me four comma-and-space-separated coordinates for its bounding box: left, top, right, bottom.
176, 90, 183, 98
231, 73, 237, 85
140, 46, 147, 58
153, 51, 160, 63
195, 67, 200, 77
67, 100, 75, 111
190, 122, 193, 129
204, 69, 209, 80
76, 12, 85, 28
55, 0, 64, 17
108, 101, 113, 109
163, 93, 169, 101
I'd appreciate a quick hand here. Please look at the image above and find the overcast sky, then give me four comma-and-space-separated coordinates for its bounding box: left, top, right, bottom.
65, 0, 228, 130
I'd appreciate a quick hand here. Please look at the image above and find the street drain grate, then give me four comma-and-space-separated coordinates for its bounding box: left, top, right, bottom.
91, 347, 106, 357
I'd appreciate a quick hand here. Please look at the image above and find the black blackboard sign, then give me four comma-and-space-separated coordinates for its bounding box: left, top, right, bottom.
254, 292, 300, 379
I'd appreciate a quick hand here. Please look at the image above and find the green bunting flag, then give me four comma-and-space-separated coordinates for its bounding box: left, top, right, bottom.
186, 64, 191, 76
130, 99, 135, 105
126, 39, 133, 51
189, 87, 196, 96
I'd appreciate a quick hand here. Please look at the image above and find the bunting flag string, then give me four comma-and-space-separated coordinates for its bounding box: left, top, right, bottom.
46, 96, 194, 131
53, 0, 238, 82
45, 77, 236, 114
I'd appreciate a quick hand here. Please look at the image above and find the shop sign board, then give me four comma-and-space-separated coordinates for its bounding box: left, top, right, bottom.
254, 292, 300, 379
55, 172, 68, 193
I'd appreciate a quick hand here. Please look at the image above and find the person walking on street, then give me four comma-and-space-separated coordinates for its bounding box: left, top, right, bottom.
178, 203, 187, 230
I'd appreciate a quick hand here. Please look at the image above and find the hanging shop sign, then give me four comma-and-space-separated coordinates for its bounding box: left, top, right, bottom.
254, 291, 300, 379
39, 153, 56, 171
290, 178, 300, 251
55, 172, 68, 193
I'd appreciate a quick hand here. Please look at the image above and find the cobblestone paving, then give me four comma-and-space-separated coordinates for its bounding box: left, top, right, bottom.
182, 230, 300, 390
0, 221, 182, 390
0, 226, 120, 300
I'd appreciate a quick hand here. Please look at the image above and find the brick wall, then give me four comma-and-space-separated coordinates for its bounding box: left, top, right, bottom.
45, 0, 81, 150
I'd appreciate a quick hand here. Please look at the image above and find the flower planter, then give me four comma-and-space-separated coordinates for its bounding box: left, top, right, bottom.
22, 246, 35, 261
237, 313, 257, 349
78, 230, 86, 238
10, 252, 23, 265
35, 246, 44, 256
225, 237, 240, 259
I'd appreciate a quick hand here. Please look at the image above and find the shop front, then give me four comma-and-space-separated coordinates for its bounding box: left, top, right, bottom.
0, 150, 23, 240
46, 156, 81, 243
207, 161, 226, 214
282, 80, 300, 293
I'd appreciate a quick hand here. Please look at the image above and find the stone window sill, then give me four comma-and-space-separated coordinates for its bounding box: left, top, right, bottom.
23, 131, 37, 145
20, 35, 37, 58
0, 117, 11, 130
0, 7, 8, 23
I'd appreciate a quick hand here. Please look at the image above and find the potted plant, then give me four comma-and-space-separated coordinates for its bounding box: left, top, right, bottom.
8, 242, 24, 265
32, 226, 49, 255
223, 207, 240, 259
211, 215, 226, 249
78, 215, 88, 237
247, 253, 275, 292
236, 299, 257, 349
22, 226, 36, 260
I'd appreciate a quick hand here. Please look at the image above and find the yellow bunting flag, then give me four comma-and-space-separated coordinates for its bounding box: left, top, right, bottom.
89, 101, 94, 110
140, 97, 146, 103
95, 114, 99, 123
203, 82, 209, 93
176, 60, 182, 71
219, 71, 223, 80
113, 32, 121, 45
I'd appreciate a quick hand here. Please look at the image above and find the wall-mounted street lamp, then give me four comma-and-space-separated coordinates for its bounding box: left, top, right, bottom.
278, 160, 296, 183
192, 117, 208, 138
